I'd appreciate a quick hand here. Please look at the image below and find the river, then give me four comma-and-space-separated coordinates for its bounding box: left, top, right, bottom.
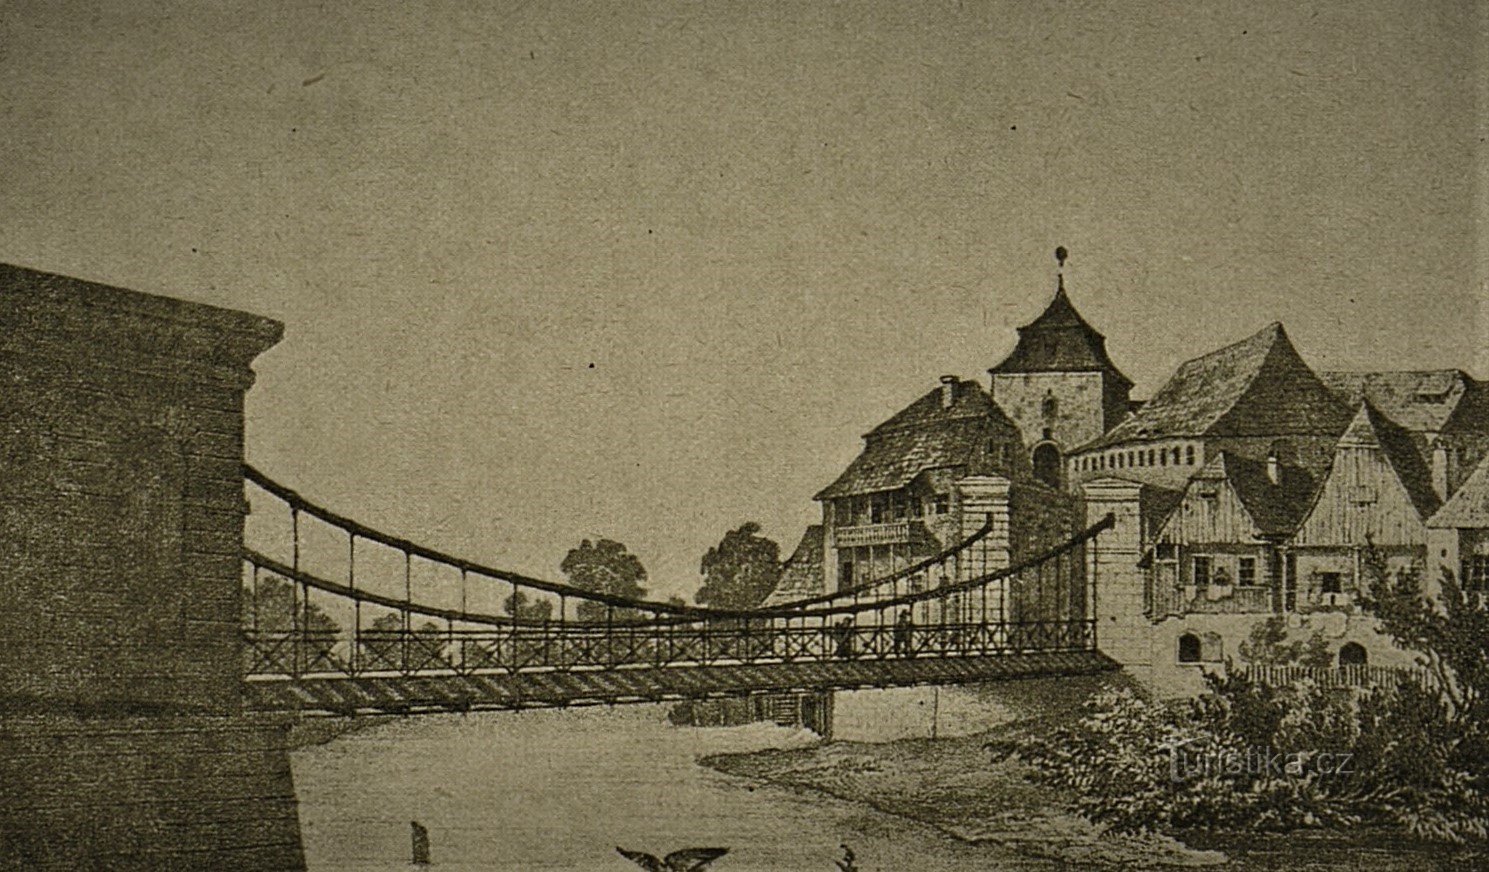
290, 704, 1068, 871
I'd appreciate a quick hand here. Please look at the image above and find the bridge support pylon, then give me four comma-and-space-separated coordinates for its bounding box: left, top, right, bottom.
0, 265, 304, 869
1082, 478, 1154, 684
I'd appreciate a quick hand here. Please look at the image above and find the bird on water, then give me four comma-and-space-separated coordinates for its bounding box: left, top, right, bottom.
615, 846, 730, 870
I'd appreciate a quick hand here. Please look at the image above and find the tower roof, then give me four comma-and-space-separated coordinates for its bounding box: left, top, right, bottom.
989, 283, 1132, 385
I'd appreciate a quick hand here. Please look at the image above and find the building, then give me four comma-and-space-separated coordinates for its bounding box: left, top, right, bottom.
1069, 322, 1353, 489
768, 257, 1108, 608
988, 276, 1134, 489
764, 251, 1489, 695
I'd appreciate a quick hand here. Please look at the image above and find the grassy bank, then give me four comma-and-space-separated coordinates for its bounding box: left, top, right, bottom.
702, 721, 1224, 869
700, 699, 1482, 869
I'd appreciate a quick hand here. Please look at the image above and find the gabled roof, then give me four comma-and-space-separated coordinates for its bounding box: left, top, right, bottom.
1083, 323, 1351, 450
1429, 454, 1489, 528
1141, 483, 1186, 538
816, 379, 1020, 500
989, 285, 1132, 385
1206, 451, 1318, 537
762, 525, 825, 605
1337, 402, 1442, 521
869, 377, 1009, 436
1443, 378, 1489, 436
1318, 370, 1470, 435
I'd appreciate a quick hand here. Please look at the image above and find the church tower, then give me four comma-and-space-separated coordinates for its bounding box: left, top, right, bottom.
989, 247, 1132, 489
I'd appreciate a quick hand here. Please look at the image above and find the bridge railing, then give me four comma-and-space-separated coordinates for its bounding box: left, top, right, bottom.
241, 619, 1095, 678
242, 466, 1108, 682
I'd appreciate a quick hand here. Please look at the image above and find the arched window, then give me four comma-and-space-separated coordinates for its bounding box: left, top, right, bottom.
1338, 642, 1367, 666
1042, 394, 1059, 420
1032, 443, 1062, 489
1186, 445, 1196, 465
1177, 633, 1202, 663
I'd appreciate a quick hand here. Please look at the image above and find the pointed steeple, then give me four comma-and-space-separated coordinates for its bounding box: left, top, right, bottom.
989, 247, 1132, 385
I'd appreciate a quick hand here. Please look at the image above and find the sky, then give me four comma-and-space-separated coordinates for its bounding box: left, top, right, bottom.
2, 0, 1486, 601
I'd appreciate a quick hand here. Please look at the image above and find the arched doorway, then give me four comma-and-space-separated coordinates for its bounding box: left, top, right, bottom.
1032, 443, 1062, 489
1177, 633, 1202, 663
1338, 642, 1367, 666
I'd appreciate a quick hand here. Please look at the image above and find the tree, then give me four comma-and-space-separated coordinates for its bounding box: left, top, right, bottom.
695, 522, 782, 610
360, 612, 449, 671
242, 575, 342, 672
504, 589, 554, 622
560, 538, 648, 621
1359, 551, 1489, 725
1237, 615, 1331, 668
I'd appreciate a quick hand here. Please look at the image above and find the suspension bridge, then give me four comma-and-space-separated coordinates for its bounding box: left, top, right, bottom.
241, 467, 1119, 716
0, 264, 1137, 870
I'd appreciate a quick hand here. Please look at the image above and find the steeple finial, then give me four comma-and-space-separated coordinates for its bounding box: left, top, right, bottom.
1055, 245, 1068, 291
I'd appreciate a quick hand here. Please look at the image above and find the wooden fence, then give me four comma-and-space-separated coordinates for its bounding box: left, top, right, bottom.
1236, 663, 1434, 690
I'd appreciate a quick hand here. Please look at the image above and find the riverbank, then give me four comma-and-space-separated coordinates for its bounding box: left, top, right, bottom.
700, 703, 1482, 869
702, 725, 1223, 869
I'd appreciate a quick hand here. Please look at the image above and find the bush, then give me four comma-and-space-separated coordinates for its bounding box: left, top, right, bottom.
989, 671, 1488, 841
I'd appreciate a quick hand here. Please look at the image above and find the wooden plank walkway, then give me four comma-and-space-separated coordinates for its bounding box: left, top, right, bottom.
243, 650, 1119, 715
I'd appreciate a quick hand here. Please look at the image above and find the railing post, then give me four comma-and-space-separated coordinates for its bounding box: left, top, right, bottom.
349, 536, 360, 675
291, 507, 303, 677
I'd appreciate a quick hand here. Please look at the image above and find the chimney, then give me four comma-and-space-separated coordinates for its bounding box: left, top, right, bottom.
1266, 447, 1281, 486
1432, 440, 1450, 500
940, 375, 957, 408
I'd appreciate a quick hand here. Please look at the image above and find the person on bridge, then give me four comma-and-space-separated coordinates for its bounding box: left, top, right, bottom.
893, 610, 914, 657
833, 617, 856, 659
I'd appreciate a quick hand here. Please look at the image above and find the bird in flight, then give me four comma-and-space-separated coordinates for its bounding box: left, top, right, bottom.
616, 846, 730, 871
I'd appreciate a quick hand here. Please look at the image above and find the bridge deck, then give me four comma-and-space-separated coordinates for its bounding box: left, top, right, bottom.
243, 650, 1119, 715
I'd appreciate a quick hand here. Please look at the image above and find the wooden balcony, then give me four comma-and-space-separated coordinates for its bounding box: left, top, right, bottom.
833, 520, 918, 548
1183, 584, 1273, 614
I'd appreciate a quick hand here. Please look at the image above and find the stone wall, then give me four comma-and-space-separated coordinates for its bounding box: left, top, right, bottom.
0, 264, 303, 869
0, 715, 305, 870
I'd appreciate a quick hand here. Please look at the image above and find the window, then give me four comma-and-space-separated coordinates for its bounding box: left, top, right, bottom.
934, 494, 950, 515
1147, 449, 1156, 466
889, 491, 905, 520
1155, 542, 1176, 560
1042, 395, 1059, 420
1192, 555, 1212, 586
1238, 557, 1256, 586
1172, 446, 1182, 465
871, 495, 886, 524
1319, 572, 1343, 595
1127, 451, 1136, 467
837, 500, 854, 525
1464, 555, 1489, 592
1136, 451, 1145, 467
1186, 445, 1196, 465
1178, 633, 1202, 663
1338, 642, 1368, 666
909, 496, 923, 518
840, 561, 854, 586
